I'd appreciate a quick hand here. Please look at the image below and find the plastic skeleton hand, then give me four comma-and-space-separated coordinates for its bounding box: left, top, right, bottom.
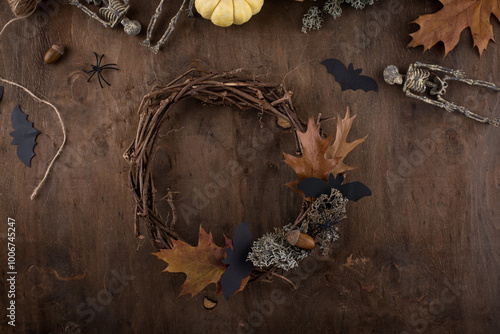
384, 63, 499, 126
141, 0, 191, 54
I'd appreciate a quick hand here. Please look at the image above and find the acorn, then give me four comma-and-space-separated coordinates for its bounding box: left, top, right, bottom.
44, 44, 64, 64
286, 230, 315, 250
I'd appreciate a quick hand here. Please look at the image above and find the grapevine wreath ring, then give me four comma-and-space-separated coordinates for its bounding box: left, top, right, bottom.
123, 68, 371, 300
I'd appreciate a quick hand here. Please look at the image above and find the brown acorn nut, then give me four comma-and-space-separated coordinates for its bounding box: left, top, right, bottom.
286, 230, 315, 250
44, 44, 64, 64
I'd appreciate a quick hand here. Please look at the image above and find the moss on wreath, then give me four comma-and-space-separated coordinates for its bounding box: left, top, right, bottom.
302, 0, 378, 33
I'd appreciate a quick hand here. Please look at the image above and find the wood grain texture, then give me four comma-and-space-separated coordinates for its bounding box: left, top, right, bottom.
0, 0, 498, 333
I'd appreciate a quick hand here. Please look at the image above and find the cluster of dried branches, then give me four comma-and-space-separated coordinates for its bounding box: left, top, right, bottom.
124, 69, 307, 255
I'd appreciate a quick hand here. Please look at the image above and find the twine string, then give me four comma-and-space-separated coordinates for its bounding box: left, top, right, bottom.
8, 0, 39, 16
0, 1, 66, 199
0, 76, 67, 200
0, 16, 23, 36
1, 0, 38, 35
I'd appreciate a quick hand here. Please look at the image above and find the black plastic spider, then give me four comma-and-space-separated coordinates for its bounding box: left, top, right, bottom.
82, 52, 119, 88
309, 211, 344, 240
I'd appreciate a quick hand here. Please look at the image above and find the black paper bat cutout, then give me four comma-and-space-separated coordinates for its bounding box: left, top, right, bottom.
221, 222, 254, 300
0, 86, 4, 101
296, 173, 371, 202
321, 59, 378, 93
10, 105, 40, 167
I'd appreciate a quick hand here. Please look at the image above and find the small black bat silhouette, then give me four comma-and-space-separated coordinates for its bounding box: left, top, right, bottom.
321, 59, 378, 93
296, 173, 372, 202
221, 222, 254, 300
10, 105, 40, 167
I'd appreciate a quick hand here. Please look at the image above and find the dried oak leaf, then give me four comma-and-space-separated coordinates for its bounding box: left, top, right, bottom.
215, 230, 251, 297
325, 106, 367, 176
284, 107, 365, 194
408, 0, 500, 56
283, 116, 336, 192
215, 274, 250, 297
153, 226, 227, 297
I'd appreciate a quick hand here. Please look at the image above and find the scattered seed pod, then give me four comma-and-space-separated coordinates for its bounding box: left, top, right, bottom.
44, 44, 64, 64
203, 297, 217, 310
286, 230, 315, 250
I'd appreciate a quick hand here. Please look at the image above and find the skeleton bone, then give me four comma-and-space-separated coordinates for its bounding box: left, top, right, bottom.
69, 0, 141, 36
141, 0, 192, 54
141, 0, 166, 48
384, 62, 499, 126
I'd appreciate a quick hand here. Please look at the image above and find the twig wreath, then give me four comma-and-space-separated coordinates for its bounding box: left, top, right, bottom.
124, 69, 371, 300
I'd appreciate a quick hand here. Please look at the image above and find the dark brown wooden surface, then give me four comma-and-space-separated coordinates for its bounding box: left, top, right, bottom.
0, 1, 499, 333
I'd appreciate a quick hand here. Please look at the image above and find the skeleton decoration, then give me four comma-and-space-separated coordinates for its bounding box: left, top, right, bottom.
384, 62, 499, 126
141, 0, 194, 54
69, 0, 141, 36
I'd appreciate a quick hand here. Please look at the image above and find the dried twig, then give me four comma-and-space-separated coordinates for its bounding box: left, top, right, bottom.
161, 190, 178, 229
272, 272, 297, 290
292, 200, 312, 227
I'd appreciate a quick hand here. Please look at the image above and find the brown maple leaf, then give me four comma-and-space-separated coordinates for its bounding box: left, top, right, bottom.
284, 107, 366, 194
408, 0, 500, 56
153, 226, 227, 297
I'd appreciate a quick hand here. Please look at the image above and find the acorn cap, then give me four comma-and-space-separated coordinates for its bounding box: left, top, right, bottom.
286, 230, 300, 246
51, 44, 64, 55
203, 297, 217, 310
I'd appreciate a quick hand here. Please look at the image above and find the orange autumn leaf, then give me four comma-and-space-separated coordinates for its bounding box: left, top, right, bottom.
408, 0, 500, 56
326, 106, 367, 176
215, 274, 250, 296
284, 108, 365, 194
153, 226, 227, 297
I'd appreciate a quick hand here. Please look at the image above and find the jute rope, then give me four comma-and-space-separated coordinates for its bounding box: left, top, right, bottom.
1, 0, 67, 199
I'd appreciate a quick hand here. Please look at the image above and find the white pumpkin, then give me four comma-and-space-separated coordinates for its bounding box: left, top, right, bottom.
195, 0, 264, 27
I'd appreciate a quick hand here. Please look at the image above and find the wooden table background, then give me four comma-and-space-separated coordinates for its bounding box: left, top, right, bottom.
0, 0, 499, 333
